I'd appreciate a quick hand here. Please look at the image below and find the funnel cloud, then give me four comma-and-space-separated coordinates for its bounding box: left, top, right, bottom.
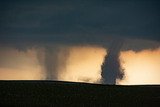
102, 39, 124, 84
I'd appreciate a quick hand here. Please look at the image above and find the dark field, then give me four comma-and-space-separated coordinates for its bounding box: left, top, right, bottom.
0, 81, 160, 107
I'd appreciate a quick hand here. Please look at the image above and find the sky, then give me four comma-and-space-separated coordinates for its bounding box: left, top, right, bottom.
0, 0, 160, 43
0, 0, 160, 85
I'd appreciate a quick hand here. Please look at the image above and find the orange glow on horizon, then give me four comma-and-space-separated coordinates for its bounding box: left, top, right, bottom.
58, 46, 107, 83
0, 47, 44, 80
0, 45, 107, 83
118, 48, 160, 85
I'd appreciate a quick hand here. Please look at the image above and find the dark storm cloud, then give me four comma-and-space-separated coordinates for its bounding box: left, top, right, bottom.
0, 0, 160, 43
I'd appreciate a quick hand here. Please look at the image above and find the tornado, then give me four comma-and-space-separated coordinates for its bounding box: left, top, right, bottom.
43, 45, 70, 80
44, 46, 59, 80
102, 38, 124, 84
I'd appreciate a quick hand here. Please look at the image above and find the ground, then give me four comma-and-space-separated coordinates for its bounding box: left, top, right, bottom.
0, 80, 160, 106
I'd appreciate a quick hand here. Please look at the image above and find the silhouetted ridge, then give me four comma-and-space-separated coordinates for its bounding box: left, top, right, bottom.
0, 80, 160, 106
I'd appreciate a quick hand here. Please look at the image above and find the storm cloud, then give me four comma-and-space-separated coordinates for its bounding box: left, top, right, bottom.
0, 0, 160, 42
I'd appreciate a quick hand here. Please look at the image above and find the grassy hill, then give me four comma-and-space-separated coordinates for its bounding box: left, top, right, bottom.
0, 80, 160, 106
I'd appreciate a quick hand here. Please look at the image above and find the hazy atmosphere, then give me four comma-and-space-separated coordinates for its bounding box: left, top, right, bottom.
0, 0, 160, 85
